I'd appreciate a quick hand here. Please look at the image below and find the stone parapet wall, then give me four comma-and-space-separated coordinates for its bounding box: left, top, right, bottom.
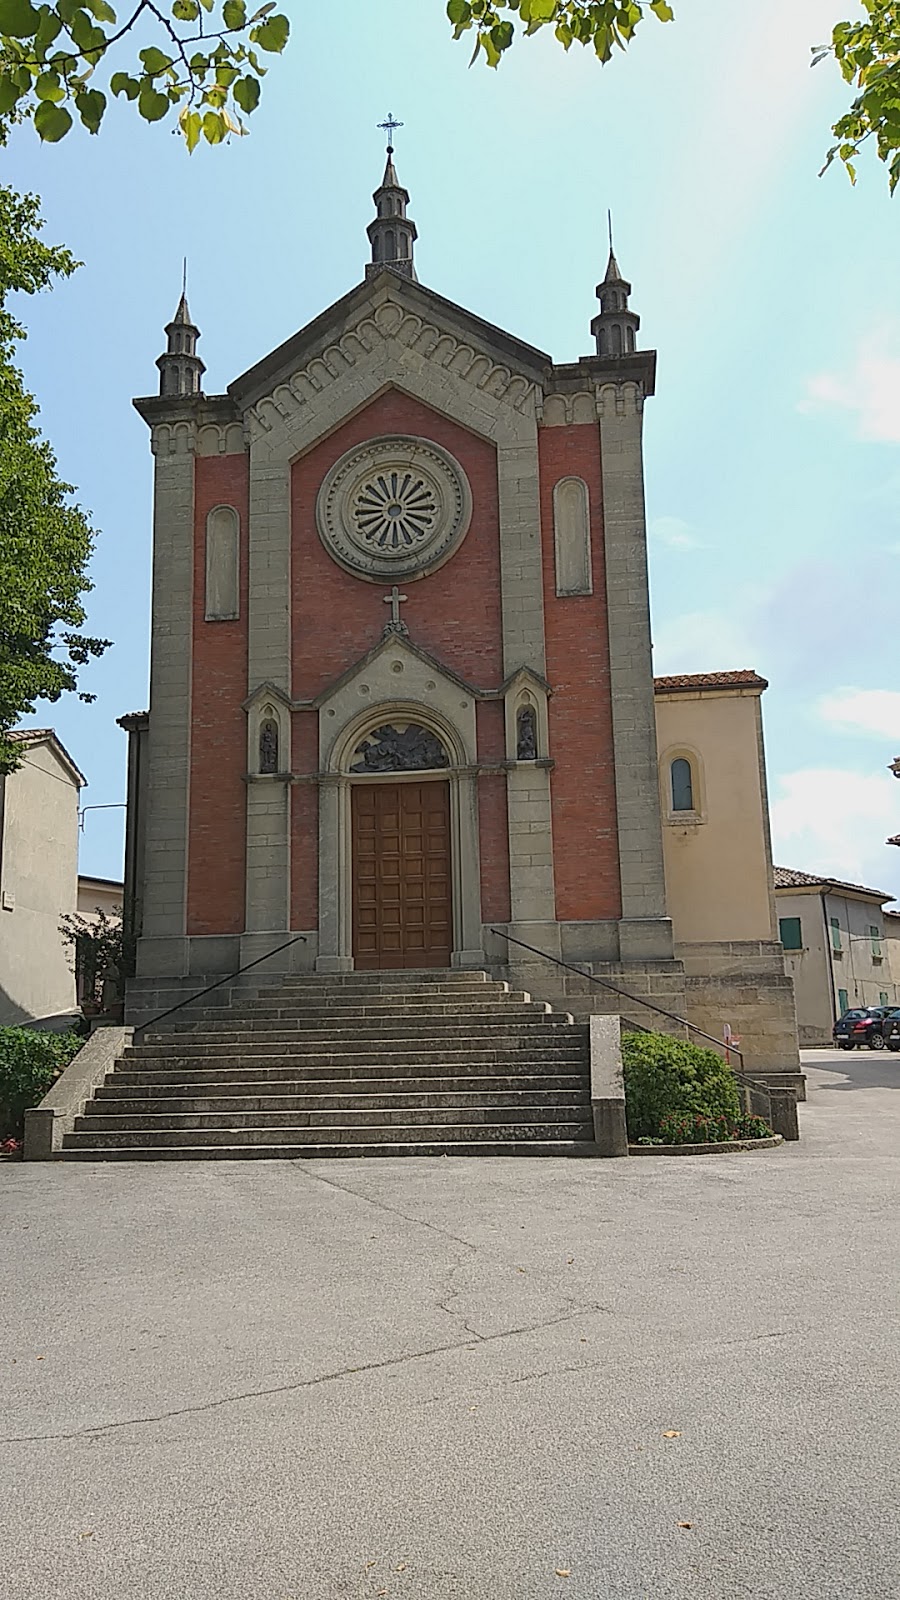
683, 972, 799, 1076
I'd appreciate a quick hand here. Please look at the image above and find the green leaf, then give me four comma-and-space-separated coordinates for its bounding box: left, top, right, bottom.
649, 0, 674, 19
34, 97, 73, 138
0, 0, 41, 38
137, 83, 168, 121
202, 106, 226, 142
35, 8, 63, 47
35, 69, 64, 99
180, 106, 201, 151
222, 0, 245, 26
252, 12, 288, 51
0, 72, 21, 114
214, 63, 238, 86
171, 0, 199, 15
446, 0, 471, 23
74, 83, 105, 129
139, 45, 172, 74
110, 69, 138, 98
233, 71, 259, 111
85, 0, 115, 19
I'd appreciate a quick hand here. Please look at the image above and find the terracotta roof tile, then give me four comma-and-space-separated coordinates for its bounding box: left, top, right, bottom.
774, 865, 894, 902
653, 670, 768, 694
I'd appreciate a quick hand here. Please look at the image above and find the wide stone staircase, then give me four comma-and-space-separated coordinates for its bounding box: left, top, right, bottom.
59, 970, 596, 1160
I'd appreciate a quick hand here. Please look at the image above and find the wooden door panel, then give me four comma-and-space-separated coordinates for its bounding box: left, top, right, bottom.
352, 781, 452, 969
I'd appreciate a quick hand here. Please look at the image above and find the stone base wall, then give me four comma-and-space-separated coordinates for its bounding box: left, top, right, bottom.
498, 955, 689, 1038
678, 941, 800, 1076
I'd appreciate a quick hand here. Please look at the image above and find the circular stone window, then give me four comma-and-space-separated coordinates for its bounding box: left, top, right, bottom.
316, 435, 473, 582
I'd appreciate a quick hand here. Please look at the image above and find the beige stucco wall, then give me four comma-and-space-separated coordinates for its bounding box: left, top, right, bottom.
776, 887, 899, 1044
885, 912, 900, 997
77, 878, 124, 922
0, 741, 81, 1024
655, 689, 777, 947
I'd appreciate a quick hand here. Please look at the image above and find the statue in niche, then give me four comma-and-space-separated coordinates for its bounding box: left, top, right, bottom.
516, 705, 538, 761
350, 723, 449, 774
259, 718, 279, 774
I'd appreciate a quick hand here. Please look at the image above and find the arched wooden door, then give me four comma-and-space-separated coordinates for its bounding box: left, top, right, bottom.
351, 779, 452, 969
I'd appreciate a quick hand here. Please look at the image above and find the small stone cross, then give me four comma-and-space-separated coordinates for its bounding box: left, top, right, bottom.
383, 584, 409, 638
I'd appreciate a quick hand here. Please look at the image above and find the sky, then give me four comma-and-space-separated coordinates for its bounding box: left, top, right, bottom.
6, 0, 900, 900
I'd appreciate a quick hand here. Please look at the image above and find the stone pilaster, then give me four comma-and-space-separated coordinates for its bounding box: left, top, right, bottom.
598, 384, 673, 962
136, 424, 196, 977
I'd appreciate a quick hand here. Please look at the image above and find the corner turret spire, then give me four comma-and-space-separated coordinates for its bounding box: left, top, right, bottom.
156, 276, 205, 398
591, 214, 640, 358
367, 113, 417, 282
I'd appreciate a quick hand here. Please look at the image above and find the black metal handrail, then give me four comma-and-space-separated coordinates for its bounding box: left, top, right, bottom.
489, 926, 746, 1071
134, 934, 307, 1038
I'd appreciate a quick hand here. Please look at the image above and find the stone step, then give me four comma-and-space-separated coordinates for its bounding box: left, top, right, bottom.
61, 1118, 593, 1151
99, 1068, 589, 1094
74, 1102, 584, 1133
136, 1011, 557, 1036
118, 1048, 588, 1076
87, 1088, 586, 1113
58, 1138, 598, 1161
136, 1023, 579, 1048
159, 997, 545, 1024
253, 976, 495, 997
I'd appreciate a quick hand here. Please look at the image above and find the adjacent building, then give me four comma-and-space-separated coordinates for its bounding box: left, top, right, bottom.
0, 730, 85, 1025
774, 867, 898, 1044
655, 672, 796, 1067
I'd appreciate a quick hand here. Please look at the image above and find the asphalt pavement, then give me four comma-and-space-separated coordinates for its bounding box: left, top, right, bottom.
2, 1046, 899, 1599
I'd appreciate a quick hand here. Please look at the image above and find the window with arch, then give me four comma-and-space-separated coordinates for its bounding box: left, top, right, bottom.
670, 757, 695, 813
205, 505, 239, 620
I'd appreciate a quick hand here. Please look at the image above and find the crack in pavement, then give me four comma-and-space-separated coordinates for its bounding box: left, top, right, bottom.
0, 1307, 601, 1447
288, 1163, 482, 1253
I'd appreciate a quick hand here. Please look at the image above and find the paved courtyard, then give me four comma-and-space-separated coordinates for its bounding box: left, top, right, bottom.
2, 1047, 899, 1599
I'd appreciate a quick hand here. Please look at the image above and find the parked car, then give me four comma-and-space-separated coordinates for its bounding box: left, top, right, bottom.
833, 1006, 895, 1050
882, 1010, 900, 1052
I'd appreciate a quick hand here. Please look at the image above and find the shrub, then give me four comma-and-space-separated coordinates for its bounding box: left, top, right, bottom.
0, 1028, 81, 1140
622, 1030, 741, 1142
733, 1113, 775, 1141
658, 1110, 735, 1145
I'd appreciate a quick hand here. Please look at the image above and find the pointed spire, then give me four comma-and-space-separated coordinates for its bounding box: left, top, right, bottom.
591, 220, 640, 359
156, 283, 205, 399
367, 115, 417, 282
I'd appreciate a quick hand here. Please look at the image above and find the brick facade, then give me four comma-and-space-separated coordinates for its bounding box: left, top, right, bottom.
187, 452, 249, 936
538, 423, 621, 923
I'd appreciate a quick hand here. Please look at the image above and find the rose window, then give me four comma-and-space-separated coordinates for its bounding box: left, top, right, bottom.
316, 435, 472, 582
352, 471, 439, 552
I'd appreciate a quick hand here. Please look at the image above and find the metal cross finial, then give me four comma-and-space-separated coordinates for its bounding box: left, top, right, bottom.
182, 255, 187, 296
378, 112, 403, 153
383, 584, 409, 637
607, 209, 614, 253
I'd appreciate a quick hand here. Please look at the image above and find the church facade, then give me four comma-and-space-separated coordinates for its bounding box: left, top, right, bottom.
122, 149, 798, 1076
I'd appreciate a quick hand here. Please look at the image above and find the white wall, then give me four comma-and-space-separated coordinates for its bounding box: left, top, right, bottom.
0, 741, 80, 1023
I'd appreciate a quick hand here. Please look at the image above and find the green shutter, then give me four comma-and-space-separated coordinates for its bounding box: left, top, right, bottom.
838, 988, 849, 1015
829, 916, 842, 953
779, 917, 802, 951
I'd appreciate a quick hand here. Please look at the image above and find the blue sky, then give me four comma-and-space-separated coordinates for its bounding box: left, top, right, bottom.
7, 0, 900, 897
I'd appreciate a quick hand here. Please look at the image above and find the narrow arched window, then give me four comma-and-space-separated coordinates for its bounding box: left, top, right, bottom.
671, 758, 694, 812
205, 505, 239, 620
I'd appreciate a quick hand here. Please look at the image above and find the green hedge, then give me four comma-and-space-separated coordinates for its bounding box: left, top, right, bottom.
0, 1028, 81, 1140
622, 1030, 741, 1142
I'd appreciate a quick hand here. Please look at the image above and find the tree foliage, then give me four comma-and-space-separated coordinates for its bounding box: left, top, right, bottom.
3, 0, 896, 188
0, 0, 289, 149
0, 185, 109, 776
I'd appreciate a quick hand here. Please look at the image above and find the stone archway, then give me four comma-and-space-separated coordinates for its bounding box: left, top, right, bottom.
316, 705, 484, 973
